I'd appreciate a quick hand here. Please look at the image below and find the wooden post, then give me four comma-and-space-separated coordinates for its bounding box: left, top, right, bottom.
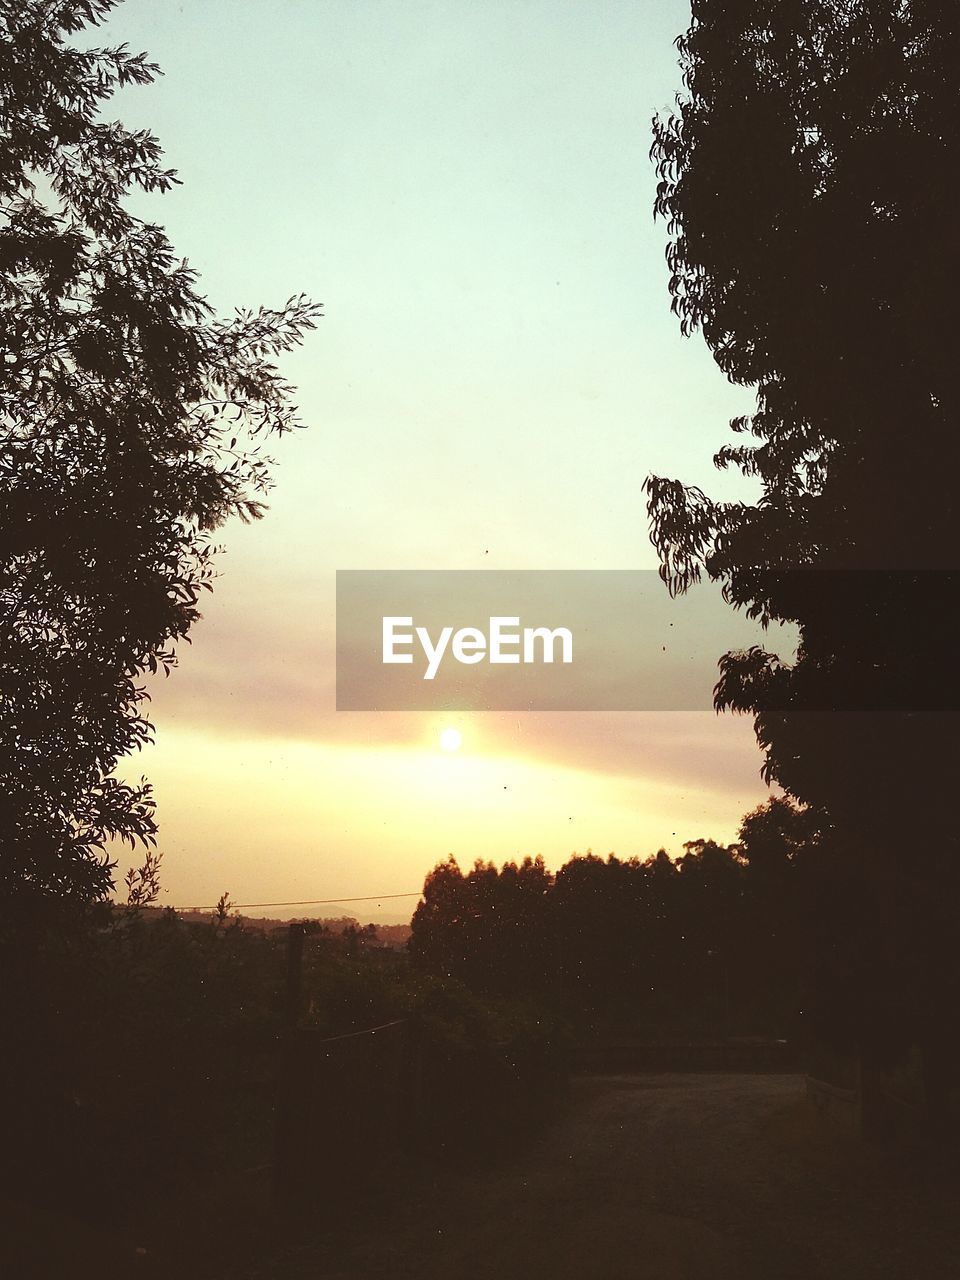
274, 922, 305, 1212
285, 921, 304, 1027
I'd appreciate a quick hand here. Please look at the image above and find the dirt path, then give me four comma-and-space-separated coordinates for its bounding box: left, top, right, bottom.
265, 1073, 960, 1280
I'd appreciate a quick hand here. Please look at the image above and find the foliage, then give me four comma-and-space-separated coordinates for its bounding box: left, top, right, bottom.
122, 845, 162, 912
409, 973, 568, 1157
0, 0, 320, 913
644, 1, 959, 832
410, 813, 813, 1040
0, 906, 287, 1216
410, 854, 555, 995
644, 2, 960, 1078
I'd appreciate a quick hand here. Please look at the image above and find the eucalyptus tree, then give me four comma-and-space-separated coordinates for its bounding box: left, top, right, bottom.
0, 0, 320, 914
647, 0, 960, 1094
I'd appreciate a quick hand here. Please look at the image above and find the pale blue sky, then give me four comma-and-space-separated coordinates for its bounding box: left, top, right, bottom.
103, 0, 753, 573
96, 1, 774, 916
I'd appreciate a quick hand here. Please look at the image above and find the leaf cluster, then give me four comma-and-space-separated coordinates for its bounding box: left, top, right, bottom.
0, 2, 321, 910
645, 1, 960, 813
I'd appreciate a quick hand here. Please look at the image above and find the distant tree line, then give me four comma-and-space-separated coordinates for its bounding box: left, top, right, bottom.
411, 797, 864, 1045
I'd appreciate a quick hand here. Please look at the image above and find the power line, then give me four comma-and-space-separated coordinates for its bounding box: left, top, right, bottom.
169, 891, 424, 912
313, 1019, 407, 1045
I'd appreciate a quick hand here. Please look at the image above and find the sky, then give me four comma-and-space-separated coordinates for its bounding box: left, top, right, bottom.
97, 0, 778, 920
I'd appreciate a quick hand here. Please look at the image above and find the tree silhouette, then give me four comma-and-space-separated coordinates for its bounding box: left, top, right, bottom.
647, 0, 959, 774
0, 1, 320, 916
645, 1, 960, 1086
411, 854, 554, 995
411, 837, 805, 1039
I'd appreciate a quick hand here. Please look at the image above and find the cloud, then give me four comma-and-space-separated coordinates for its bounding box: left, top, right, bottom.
141, 564, 773, 821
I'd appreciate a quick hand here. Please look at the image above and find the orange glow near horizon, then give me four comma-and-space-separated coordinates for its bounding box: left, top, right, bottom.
115, 711, 768, 923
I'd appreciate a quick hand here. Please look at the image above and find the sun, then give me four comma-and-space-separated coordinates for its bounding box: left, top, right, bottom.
439, 726, 462, 752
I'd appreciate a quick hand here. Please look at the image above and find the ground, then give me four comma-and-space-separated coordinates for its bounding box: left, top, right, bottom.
5, 1073, 959, 1278
263, 1073, 960, 1280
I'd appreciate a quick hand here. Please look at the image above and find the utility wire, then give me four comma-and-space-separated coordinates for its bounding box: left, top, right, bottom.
313, 1019, 408, 1045
168, 891, 423, 912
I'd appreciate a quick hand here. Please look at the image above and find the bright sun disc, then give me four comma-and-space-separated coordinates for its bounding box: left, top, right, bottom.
439, 727, 462, 752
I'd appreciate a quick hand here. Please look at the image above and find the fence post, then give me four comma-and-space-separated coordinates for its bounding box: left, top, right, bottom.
285, 921, 305, 1026
273, 922, 306, 1212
